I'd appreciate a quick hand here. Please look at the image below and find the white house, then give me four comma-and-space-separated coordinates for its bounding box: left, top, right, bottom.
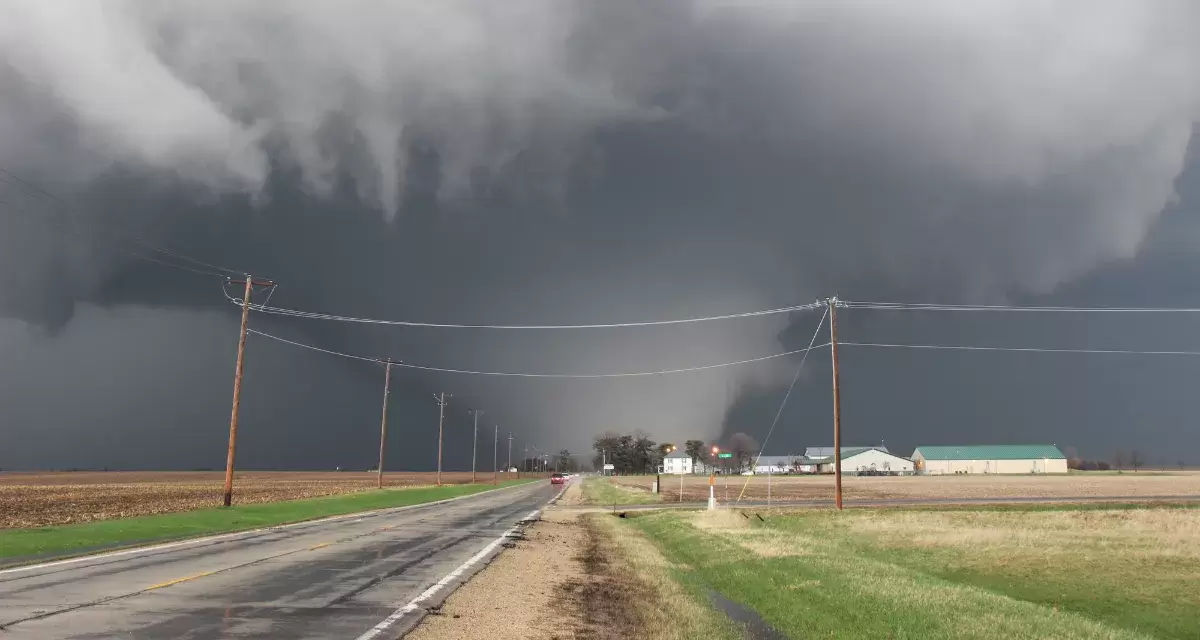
911, 444, 1068, 474
662, 448, 693, 474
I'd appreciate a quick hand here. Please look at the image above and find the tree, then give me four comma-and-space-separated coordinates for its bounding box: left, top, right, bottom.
728, 432, 759, 473
633, 433, 658, 473
1180, 460, 1187, 471
684, 440, 706, 464
557, 449, 577, 472
592, 432, 621, 470
1112, 450, 1127, 471
657, 443, 677, 459
1130, 450, 1144, 472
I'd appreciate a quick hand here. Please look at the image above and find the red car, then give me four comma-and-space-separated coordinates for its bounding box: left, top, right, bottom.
550, 472, 565, 485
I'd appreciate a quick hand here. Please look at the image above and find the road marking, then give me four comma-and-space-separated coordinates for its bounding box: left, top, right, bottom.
0, 481, 536, 577
355, 482, 570, 640
308, 542, 332, 550
145, 570, 216, 591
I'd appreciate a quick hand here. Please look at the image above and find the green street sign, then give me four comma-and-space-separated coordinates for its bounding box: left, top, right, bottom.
717, 452, 733, 459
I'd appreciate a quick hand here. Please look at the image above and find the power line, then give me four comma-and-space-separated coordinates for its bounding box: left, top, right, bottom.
735, 306, 828, 504
246, 328, 831, 377
840, 341, 1200, 356
0, 166, 248, 278
841, 300, 1200, 313
223, 294, 825, 330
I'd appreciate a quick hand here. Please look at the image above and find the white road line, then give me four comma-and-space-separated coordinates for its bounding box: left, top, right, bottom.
0, 481, 535, 577
356, 482, 570, 640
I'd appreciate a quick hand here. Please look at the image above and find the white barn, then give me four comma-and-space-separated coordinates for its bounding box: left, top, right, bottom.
662, 448, 693, 474
839, 447, 914, 475
912, 444, 1068, 474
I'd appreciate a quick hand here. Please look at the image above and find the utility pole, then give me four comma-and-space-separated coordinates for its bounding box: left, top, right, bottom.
493, 424, 499, 485
507, 433, 514, 471
828, 296, 843, 510
376, 358, 393, 489
434, 393, 449, 486
222, 275, 274, 507
469, 409, 482, 484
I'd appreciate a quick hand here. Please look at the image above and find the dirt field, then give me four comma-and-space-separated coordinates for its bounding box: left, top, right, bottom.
0, 470, 525, 528
610, 470, 1200, 503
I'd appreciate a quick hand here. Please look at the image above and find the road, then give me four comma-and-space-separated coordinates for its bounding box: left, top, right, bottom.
0, 481, 561, 639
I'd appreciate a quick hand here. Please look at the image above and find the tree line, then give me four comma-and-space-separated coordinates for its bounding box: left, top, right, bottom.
591, 431, 761, 474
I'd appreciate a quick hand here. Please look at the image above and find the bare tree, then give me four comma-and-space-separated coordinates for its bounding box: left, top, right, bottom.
728, 432, 759, 473
1112, 450, 1127, 471
1130, 450, 1144, 472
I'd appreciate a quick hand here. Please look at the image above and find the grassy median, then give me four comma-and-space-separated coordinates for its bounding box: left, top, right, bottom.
624, 503, 1200, 639
0, 480, 534, 563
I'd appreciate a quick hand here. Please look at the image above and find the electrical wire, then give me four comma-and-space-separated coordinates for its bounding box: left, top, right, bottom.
840, 342, 1200, 356
734, 307, 828, 504
0, 167, 248, 278
841, 300, 1200, 313
223, 294, 825, 330
246, 328, 831, 377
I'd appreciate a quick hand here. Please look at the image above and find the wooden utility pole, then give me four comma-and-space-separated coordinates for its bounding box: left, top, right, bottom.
434, 393, 449, 486
376, 359, 393, 489
828, 296, 843, 510
222, 275, 274, 507
469, 409, 482, 484
492, 424, 499, 485
507, 433, 514, 471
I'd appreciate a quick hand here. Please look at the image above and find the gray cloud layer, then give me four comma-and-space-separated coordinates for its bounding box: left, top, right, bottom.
1, 1, 1199, 469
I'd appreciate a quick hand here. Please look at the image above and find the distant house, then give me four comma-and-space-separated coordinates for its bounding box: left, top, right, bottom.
663, 448, 693, 474
911, 444, 1067, 474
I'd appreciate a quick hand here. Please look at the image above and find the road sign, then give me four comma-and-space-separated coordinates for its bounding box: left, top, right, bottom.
717, 452, 733, 459
603, 463, 615, 470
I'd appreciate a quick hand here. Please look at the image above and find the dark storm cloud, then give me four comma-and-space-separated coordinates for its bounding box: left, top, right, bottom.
2, 1, 1200, 469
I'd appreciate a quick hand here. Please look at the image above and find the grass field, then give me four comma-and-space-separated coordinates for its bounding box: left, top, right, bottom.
608, 470, 1200, 503
0, 470, 535, 527
581, 476, 662, 506
624, 504, 1200, 639
0, 479, 534, 563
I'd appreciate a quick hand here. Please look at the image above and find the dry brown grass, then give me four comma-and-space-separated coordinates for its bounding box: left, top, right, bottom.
0, 470, 489, 528
611, 470, 1200, 502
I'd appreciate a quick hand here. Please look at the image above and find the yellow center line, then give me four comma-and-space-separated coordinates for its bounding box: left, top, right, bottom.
308, 542, 332, 550
145, 570, 216, 591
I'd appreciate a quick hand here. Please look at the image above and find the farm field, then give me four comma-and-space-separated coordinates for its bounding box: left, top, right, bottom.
625, 504, 1200, 639
0, 470, 528, 528
607, 470, 1200, 503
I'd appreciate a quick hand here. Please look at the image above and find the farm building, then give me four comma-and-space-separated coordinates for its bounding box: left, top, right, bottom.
911, 444, 1067, 474
805, 445, 890, 458
751, 455, 803, 474
662, 448, 693, 474
837, 447, 914, 475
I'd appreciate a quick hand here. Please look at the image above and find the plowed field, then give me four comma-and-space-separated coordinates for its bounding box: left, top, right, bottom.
0, 471, 509, 528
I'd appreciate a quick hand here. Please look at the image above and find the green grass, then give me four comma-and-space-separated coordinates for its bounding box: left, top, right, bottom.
625, 504, 1200, 639
581, 477, 662, 505
0, 480, 533, 563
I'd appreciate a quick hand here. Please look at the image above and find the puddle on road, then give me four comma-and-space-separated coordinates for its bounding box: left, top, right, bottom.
708, 590, 788, 640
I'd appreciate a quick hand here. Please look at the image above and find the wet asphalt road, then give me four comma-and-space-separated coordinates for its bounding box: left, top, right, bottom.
0, 481, 559, 639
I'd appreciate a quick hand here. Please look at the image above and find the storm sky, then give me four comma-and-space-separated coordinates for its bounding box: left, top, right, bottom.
2, 1, 1200, 471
